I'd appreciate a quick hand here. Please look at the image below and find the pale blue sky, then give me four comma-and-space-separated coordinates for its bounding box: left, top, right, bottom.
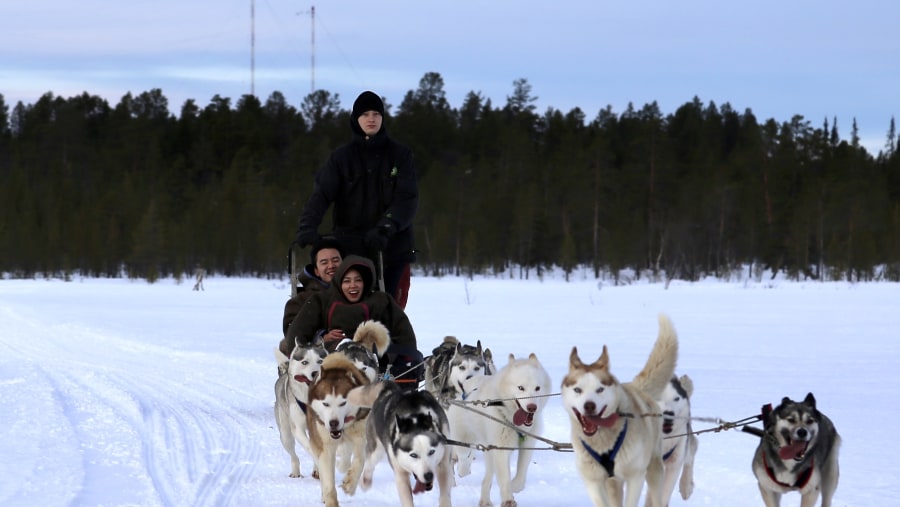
3, 1, 897, 154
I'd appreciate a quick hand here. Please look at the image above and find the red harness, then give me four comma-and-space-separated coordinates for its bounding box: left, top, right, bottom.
763, 453, 814, 490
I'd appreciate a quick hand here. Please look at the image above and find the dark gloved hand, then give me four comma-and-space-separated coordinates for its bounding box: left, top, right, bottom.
364, 218, 395, 252
365, 228, 389, 252
295, 230, 321, 248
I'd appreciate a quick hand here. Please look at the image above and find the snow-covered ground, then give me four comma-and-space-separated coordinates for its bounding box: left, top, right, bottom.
1, 271, 897, 506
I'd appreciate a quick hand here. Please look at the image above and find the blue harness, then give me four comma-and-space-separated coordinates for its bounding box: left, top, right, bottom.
580, 420, 628, 478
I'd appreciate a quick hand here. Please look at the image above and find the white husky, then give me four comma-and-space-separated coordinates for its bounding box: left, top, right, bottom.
561, 313, 678, 507
273, 337, 328, 478
651, 374, 697, 507
448, 352, 552, 507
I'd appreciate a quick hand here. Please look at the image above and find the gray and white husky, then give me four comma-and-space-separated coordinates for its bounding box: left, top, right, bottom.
749, 392, 841, 507
273, 336, 328, 478
349, 381, 453, 507
424, 336, 495, 400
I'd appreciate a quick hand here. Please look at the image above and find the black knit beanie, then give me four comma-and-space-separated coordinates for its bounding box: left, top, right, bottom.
351, 91, 385, 119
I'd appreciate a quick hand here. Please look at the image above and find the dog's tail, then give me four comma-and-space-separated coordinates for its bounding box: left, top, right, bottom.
274, 347, 289, 370
353, 320, 391, 357
632, 313, 679, 399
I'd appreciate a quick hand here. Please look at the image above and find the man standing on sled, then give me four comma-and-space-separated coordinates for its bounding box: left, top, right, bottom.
294, 90, 418, 309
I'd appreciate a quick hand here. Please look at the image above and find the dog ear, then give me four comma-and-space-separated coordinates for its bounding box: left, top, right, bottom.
760, 403, 774, 428
803, 392, 816, 409
475, 340, 483, 355
569, 347, 583, 368
597, 345, 609, 369
679, 374, 694, 398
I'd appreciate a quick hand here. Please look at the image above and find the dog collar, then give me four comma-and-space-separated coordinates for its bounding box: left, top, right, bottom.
763, 453, 814, 490
580, 419, 628, 478
294, 397, 308, 415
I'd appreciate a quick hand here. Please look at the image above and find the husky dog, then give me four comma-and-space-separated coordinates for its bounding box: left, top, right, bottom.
307, 351, 372, 507
561, 313, 679, 507
652, 374, 697, 507
273, 337, 328, 478
349, 381, 453, 507
449, 352, 552, 507
275, 340, 328, 477
332, 321, 391, 475
750, 393, 840, 507
425, 336, 494, 400
334, 326, 386, 383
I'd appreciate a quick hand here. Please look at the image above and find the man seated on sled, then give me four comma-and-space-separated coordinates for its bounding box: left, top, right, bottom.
282, 255, 424, 391
280, 237, 344, 344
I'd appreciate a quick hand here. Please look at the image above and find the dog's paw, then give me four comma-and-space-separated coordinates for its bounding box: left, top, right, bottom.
360, 470, 373, 491
680, 479, 694, 499
312, 469, 320, 480
510, 477, 525, 493
288, 471, 303, 478
341, 475, 359, 496
500, 500, 517, 507
478, 499, 493, 507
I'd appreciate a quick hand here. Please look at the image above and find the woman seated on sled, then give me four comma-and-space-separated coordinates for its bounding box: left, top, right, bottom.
282, 254, 423, 389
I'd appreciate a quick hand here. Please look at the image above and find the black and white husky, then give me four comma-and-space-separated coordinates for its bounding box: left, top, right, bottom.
656, 374, 698, 506
273, 337, 328, 478
349, 381, 453, 507
748, 392, 841, 507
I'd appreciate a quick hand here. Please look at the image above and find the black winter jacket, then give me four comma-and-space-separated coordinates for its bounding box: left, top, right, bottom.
296, 122, 418, 264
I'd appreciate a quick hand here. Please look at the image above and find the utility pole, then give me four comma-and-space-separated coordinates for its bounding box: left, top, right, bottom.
299, 5, 315, 94
250, 0, 256, 97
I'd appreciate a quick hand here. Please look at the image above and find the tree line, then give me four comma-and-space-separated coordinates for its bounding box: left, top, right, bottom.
1, 72, 898, 282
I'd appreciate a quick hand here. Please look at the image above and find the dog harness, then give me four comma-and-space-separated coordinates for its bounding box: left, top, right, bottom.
662, 443, 677, 462
294, 397, 308, 415
763, 453, 814, 490
580, 420, 628, 478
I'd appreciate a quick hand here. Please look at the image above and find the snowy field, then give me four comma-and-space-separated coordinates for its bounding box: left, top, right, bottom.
1, 270, 897, 506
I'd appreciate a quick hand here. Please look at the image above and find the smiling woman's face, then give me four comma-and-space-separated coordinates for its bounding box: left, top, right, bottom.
341, 268, 364, 302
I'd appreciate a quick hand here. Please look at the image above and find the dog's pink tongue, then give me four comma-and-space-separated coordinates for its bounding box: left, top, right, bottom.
412, 480, 429, 494
779, 441, 807, 460
586, 412, 619, 428
513, 408, 534, 426
294, 374, 312, 384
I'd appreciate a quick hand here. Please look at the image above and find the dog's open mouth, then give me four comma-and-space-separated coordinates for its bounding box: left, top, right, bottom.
662, 411, 675, 434
779, 439, 810, 461
513, 400, 536, 427
662, 419, 674, 434
412, 478, 434, 494
294, 374, 313, 384
574, 406, 619, 436
329, 429, 343, 439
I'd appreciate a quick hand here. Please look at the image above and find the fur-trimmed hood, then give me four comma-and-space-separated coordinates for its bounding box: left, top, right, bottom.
332, 255, 376, 300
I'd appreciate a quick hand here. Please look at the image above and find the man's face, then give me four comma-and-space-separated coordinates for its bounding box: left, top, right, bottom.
357, 110, 383, 137
314, 248, 342, 283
